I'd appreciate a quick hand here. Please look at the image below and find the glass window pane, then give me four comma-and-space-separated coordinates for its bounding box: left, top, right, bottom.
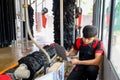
111, 0, 120, 78
102, 0, 111, 55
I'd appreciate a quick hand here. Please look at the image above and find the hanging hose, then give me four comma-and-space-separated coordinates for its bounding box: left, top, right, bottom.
23, 0, 51, 63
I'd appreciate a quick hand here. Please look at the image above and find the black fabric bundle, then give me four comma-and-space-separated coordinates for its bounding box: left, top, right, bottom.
52, 0, 76, 50
18, 45, 56, 80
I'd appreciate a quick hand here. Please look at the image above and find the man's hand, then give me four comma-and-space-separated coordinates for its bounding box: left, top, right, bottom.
66, 49, 78, 57
66, 51, 70, 56
70, 58, 80, 65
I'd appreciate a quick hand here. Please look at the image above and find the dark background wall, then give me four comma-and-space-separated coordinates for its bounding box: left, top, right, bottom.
0, 0, 16, 48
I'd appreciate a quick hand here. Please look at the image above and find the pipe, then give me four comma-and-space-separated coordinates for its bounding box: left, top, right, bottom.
60, 0, 64, 46
23, 0, 51, 63
73, 1, 76, 43
19, 0, 25, 52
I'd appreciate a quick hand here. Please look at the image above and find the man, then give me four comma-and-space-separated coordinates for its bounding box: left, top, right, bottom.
66, 25, 104, 80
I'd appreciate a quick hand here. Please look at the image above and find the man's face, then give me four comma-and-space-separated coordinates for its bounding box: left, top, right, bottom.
83, 36, 96, 44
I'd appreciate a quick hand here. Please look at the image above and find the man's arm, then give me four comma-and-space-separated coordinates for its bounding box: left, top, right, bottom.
70, 53, 102, 66
66, 48, 78, 56
70, 40, 104, 66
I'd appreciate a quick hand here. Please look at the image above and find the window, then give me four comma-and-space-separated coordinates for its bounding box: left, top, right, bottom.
111, 0, 120, 78
102, 0, 111, 55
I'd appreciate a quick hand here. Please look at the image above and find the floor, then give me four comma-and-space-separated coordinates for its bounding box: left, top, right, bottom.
0, 41, 33, 72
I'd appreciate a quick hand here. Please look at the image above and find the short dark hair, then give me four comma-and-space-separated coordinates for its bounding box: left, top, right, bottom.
83, 25, 97, 38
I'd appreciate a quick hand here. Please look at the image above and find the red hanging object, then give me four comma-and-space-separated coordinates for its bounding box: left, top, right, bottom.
42, 14, 47, 28
77, 13, 82, 28
76, 7, 82, 29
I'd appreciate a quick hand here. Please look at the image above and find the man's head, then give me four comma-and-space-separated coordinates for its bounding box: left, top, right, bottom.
82, 25, 97, 44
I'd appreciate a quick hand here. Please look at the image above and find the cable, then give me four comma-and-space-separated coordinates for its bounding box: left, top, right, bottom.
23, 0, 51, 63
